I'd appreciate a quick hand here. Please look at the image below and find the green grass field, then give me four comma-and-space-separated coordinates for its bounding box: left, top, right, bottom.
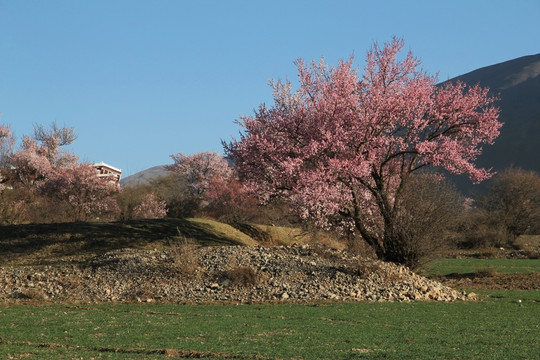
1, 290, 539, 359
424, 258, 540, 276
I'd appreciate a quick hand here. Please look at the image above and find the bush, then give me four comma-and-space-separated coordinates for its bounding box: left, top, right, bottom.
462, 168, 540, 249
202, 177, 259, 222
0, 189, 28, 224
132, 193, 167, 219
479, 168, 540, 239
169, 236, 201, 279
116, 185, 168, 220
386, 174, 465, 269
150, 173, 200, 218
221, 266, 259, 288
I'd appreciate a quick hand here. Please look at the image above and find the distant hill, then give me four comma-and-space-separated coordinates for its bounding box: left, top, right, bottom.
119, 165, 172, 188
443, 53, 540, 194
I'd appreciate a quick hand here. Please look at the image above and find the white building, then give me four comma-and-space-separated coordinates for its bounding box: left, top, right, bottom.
93, 162, 122, 186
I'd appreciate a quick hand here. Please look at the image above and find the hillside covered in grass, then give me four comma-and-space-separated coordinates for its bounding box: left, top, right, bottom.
0, 218, 264, 266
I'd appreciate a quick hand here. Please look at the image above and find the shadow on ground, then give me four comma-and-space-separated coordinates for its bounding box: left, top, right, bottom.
0, 218, 245, 266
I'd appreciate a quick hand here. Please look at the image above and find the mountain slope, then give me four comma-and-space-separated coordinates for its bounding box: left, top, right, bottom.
449, 54, 540, 170
120, 165, 172, 188
443, 53, 540, 193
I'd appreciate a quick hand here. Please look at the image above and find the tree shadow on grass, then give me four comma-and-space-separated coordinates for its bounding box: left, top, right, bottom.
0, 218, 244, 266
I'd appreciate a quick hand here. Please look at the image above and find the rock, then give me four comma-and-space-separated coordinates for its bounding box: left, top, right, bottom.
0, 245, 471, 304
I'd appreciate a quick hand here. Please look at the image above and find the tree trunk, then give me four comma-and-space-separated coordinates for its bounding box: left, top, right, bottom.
353, 211, 420, 269
381, 223, 420, 269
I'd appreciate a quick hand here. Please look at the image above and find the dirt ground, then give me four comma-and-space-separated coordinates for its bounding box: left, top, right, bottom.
433, 242, 540, 291
435, 272, 540, 291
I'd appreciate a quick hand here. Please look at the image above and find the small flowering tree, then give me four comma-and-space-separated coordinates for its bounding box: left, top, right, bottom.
39, 164, 120, 221
0, 124, 14, 165
167, 152, 233, 196
226, 38, 502, 267
202, 176, 258, 222
0, 125, 26, 223
32, 122, 78, 167
9, 123, 78, 188
166, 152, 234, 213
0, 124, 15, 191
1, 125, 32, 223
0, 122, 125, 223
9, 136, 55, 187
133, 193, 167, 219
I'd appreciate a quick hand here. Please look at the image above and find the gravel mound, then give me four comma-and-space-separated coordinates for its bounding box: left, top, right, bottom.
0, 245, 475, 304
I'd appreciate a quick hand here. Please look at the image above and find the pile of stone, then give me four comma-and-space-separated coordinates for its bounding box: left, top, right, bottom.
0, 245, 476, 304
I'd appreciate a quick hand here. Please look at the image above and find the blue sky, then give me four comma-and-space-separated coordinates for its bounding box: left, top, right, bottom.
1, 0, 539, 177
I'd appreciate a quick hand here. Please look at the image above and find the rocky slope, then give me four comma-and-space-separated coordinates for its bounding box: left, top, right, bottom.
0, 245, 474, 304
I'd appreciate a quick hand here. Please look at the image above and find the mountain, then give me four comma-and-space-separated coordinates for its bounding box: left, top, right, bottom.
119, 165, 172, 188
444, 53, 540, 182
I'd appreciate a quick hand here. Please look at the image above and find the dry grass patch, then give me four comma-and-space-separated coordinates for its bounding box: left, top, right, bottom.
474, 266, 498, 277
168, 236, 201, 279
183, 218, 258, 246
221, 266, 260, 288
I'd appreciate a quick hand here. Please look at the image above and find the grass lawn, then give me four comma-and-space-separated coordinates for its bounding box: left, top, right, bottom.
424, 258, 540, 276
1, 291, 539, 360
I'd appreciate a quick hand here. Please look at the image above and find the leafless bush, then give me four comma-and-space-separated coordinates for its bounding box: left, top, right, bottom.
125, 283, 156, 302
169, 234, 201, 279
474, 266, 498, 277
388, 174, 465, 269
473, 168, 540, 247
151, 173, 200, 218
345, 234, 376, 259
221, 266, 259, 288
0, 189, 28, 224
460, 211, 512, 249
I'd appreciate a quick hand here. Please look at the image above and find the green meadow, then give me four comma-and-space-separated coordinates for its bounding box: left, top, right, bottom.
0, 289, 538, 359
424, 258, 540, 276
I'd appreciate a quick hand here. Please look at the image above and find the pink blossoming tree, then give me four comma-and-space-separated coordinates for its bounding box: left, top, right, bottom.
202, 176, 258, 222
226, 38, 502, 266
0, 124, 26, 224
39, 164, 121, 222
32, 122, 78, 167
9, 123, 78, 188
0, 124, 15, 165
0, 124, 15, 190
3, 123, 121, 223
133, 193, 168, 219
167, 152, 233, 210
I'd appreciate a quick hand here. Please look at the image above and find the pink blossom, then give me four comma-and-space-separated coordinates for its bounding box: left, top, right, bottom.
133, 193, 167, 219
0, 124, 15, 162
226, 38, 502, 260
167, 152, 233, 197
40, 164, 120, 221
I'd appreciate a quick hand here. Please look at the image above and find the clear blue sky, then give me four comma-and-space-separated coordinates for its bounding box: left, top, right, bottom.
1, 0, 539, 177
